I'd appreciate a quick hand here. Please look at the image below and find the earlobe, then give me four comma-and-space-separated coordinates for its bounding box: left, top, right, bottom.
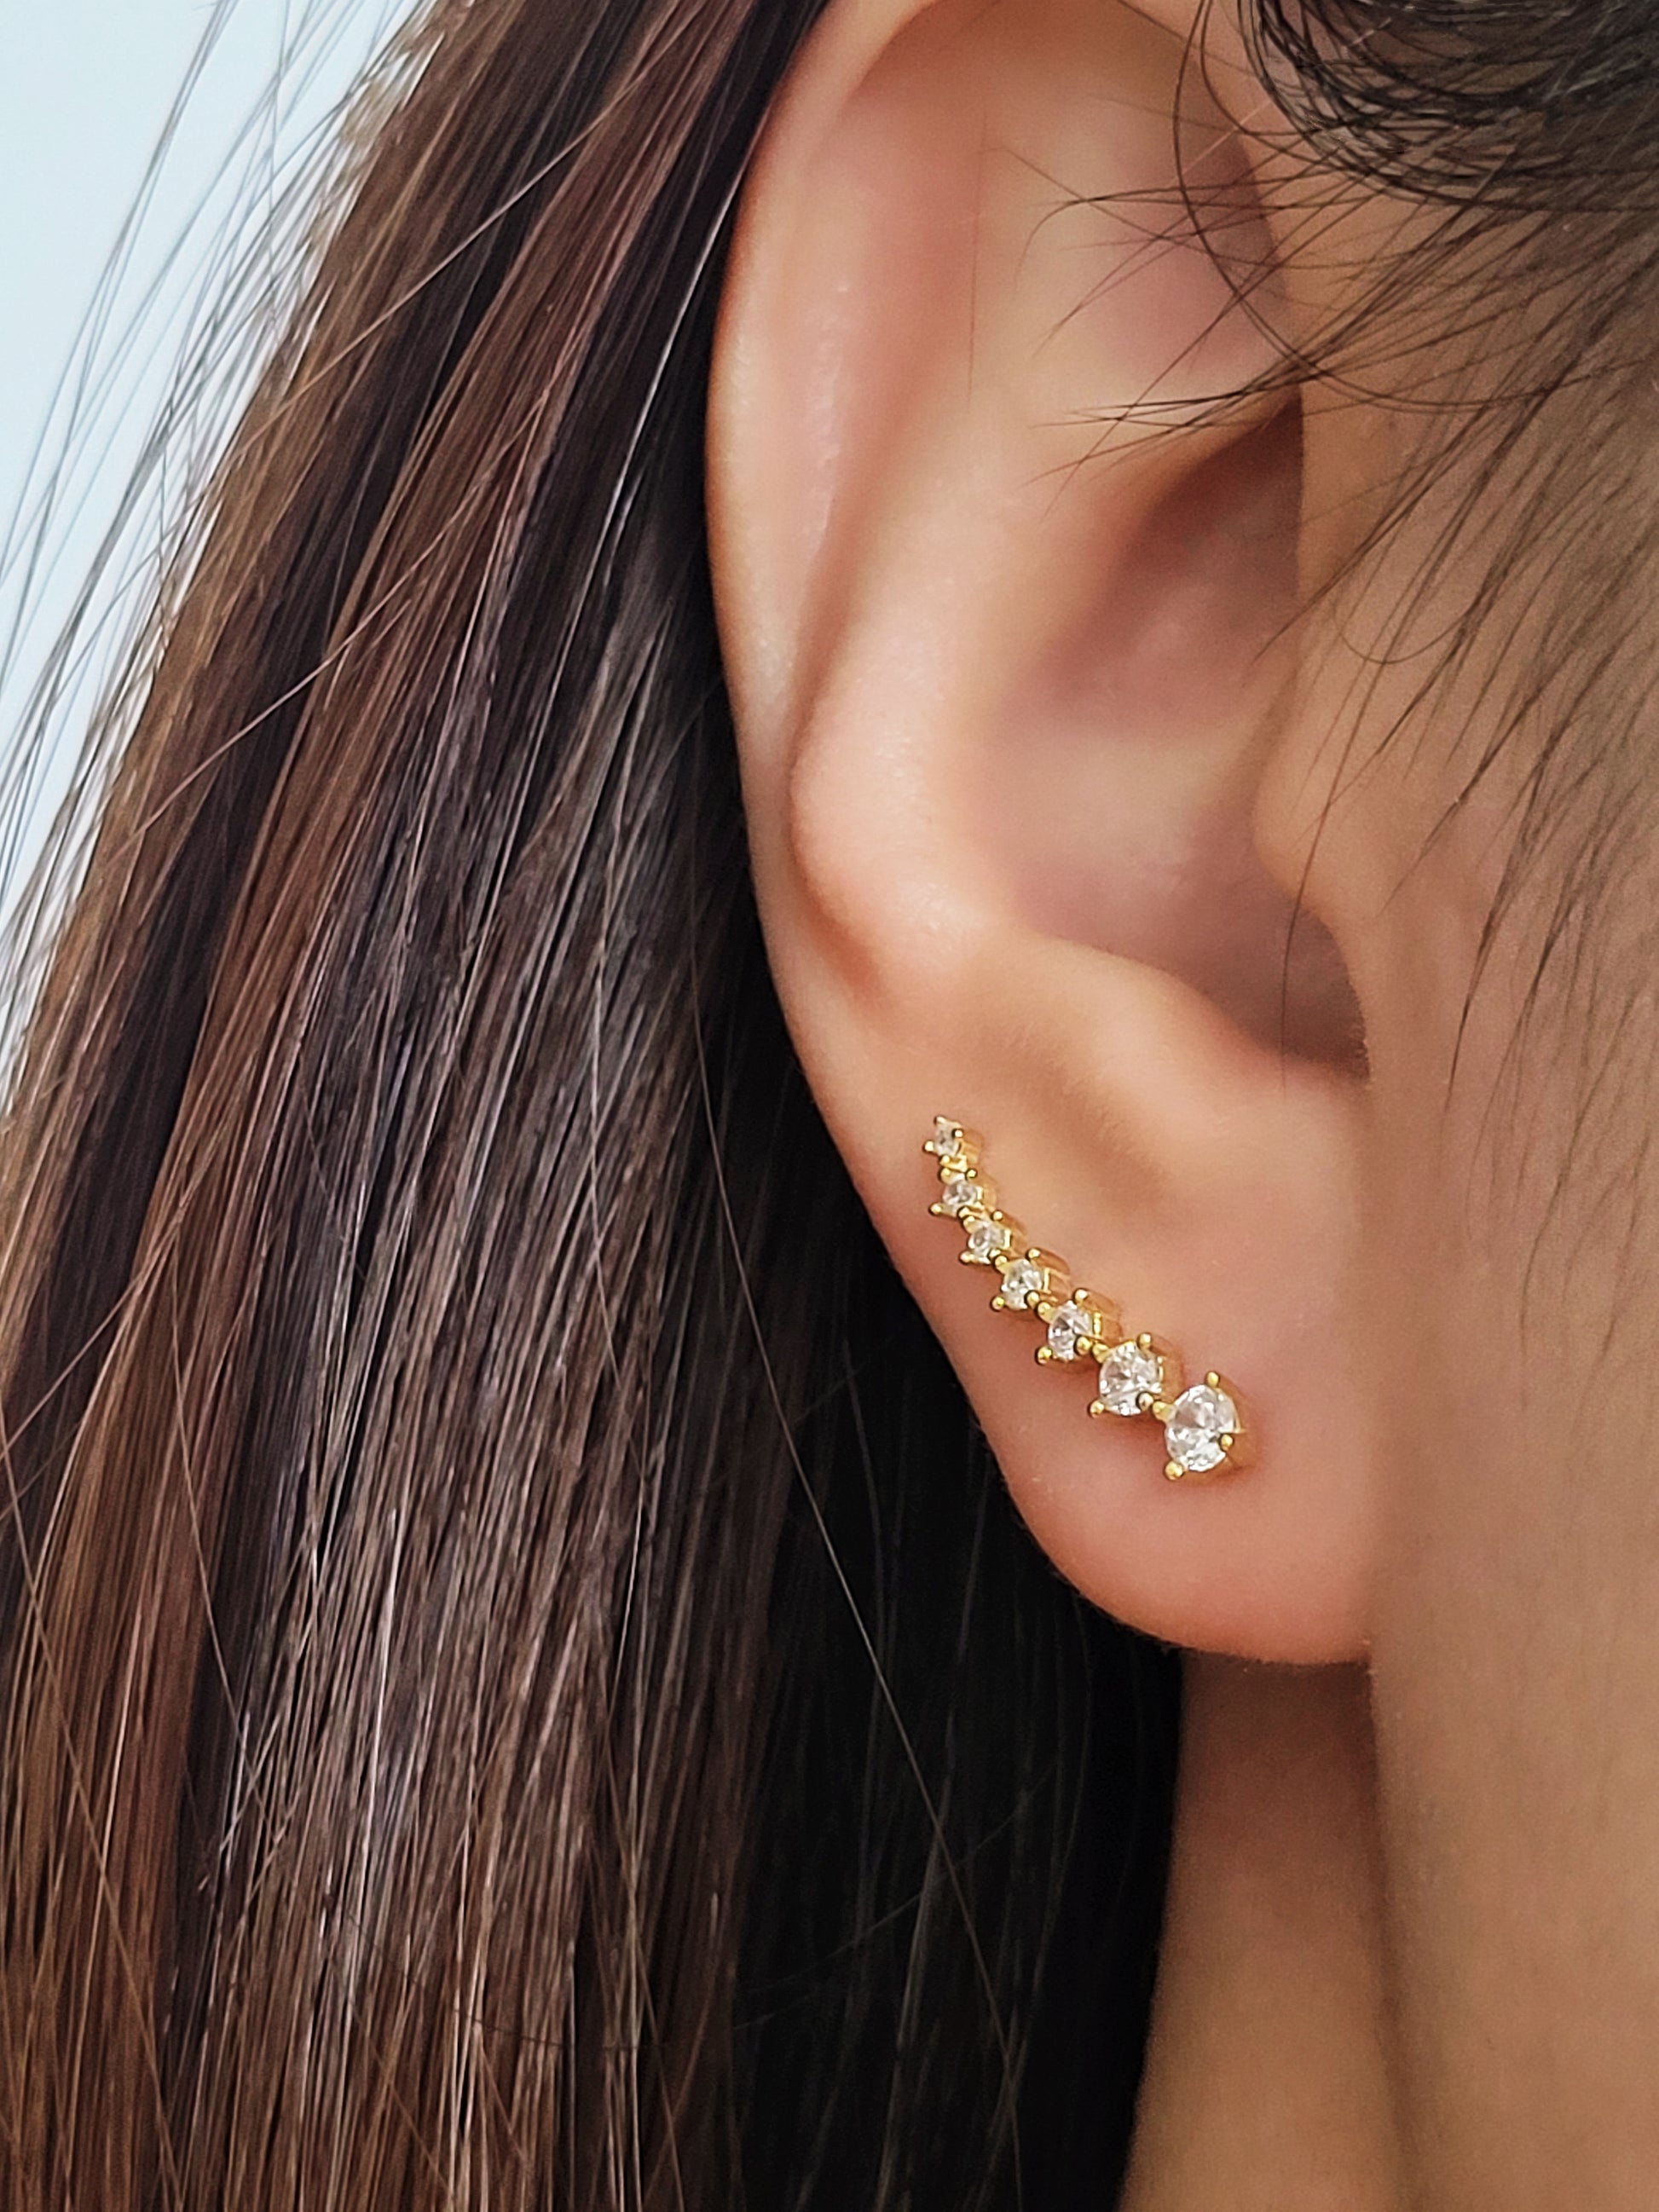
709, 0, 1379, 1662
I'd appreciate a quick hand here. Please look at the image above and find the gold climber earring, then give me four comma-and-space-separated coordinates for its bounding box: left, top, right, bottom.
923, 1116, 1254, 1483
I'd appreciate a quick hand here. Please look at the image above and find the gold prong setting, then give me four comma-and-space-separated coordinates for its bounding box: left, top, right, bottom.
1090, 1332, 1181, 1422
1038, 1293, 1118, 1366
925, 1117, 1251, 1481
962, 1211, 1022, 1267
993, 1247, 1068, 1314
1160, 1372, 1252, 1482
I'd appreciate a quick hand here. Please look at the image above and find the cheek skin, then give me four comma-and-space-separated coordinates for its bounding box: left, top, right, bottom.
1299, 665, 1659, 2202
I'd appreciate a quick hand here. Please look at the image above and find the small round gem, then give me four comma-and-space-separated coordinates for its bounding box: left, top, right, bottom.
1165, 1383, 1240, 1476
999, 1255, 1046, 1309
1046, 1300, 1095, 1362
940, 1175, 987, 1218
1095, 1339, 1164, 1417
932, 1116, 965, 1157
965, 1216, 1013, 1265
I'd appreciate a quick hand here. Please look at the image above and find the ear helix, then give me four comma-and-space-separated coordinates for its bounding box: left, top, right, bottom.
925, 1117, 1255, 1482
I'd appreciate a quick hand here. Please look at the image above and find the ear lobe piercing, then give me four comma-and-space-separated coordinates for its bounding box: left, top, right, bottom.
925, 1116, 1253, 1481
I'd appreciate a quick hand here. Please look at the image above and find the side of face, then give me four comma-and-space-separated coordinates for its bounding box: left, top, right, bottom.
710, 0, 1659, 2186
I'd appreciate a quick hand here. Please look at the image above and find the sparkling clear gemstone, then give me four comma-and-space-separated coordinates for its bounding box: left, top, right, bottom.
1000, 1256, 1046, 1309
1046, 1300, 1095, 1361
940, 1175, 986, 1218
932, 1116, 964, 1156
1095, 1340, 1163, 1417
1165, 1383, 1240, 1475
965, 1216, 1011, 1264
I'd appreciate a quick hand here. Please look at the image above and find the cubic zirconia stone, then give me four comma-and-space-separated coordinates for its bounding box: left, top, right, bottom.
940, 1175, 986, 1218
1046, 1300, 1094, 1362
1000, 1256, 1046, 1309
932, 1116, 964, 1156
1165, 1383, 1239, 1475
965, 1216, 1011, 1265
1095, 1339, 1163, 1417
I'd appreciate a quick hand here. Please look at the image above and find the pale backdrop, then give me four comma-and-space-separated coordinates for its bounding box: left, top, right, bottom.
0, 0, 413, 937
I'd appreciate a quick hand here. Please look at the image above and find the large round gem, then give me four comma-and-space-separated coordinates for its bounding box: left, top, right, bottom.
1165, 1383, 1240, 1476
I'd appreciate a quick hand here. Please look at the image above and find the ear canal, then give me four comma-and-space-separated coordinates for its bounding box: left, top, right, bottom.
974, 390, 1363, 1077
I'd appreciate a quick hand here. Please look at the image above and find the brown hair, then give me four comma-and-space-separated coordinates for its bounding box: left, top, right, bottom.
0, 3, 1174, 2203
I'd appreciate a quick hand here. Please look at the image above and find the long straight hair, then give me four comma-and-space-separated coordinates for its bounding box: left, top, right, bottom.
0, 3, 1176, 2203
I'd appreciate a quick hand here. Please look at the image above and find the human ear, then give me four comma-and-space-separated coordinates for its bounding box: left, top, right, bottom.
707, 0, 1376, 1661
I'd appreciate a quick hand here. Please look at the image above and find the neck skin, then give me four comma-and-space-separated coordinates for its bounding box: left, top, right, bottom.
1119, 1655, 1407, 2212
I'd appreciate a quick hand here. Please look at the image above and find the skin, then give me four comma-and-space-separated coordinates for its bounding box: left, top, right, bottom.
709, 0, 1659, 2202
1119, 1660, 1404, 2211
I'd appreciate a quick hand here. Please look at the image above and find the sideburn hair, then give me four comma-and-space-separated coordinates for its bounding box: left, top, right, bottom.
0, 2, 1176, 2205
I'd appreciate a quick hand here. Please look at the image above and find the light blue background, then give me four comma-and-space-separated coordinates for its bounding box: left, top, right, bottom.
1, 1, 243, 482
0, 1, 412, 916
